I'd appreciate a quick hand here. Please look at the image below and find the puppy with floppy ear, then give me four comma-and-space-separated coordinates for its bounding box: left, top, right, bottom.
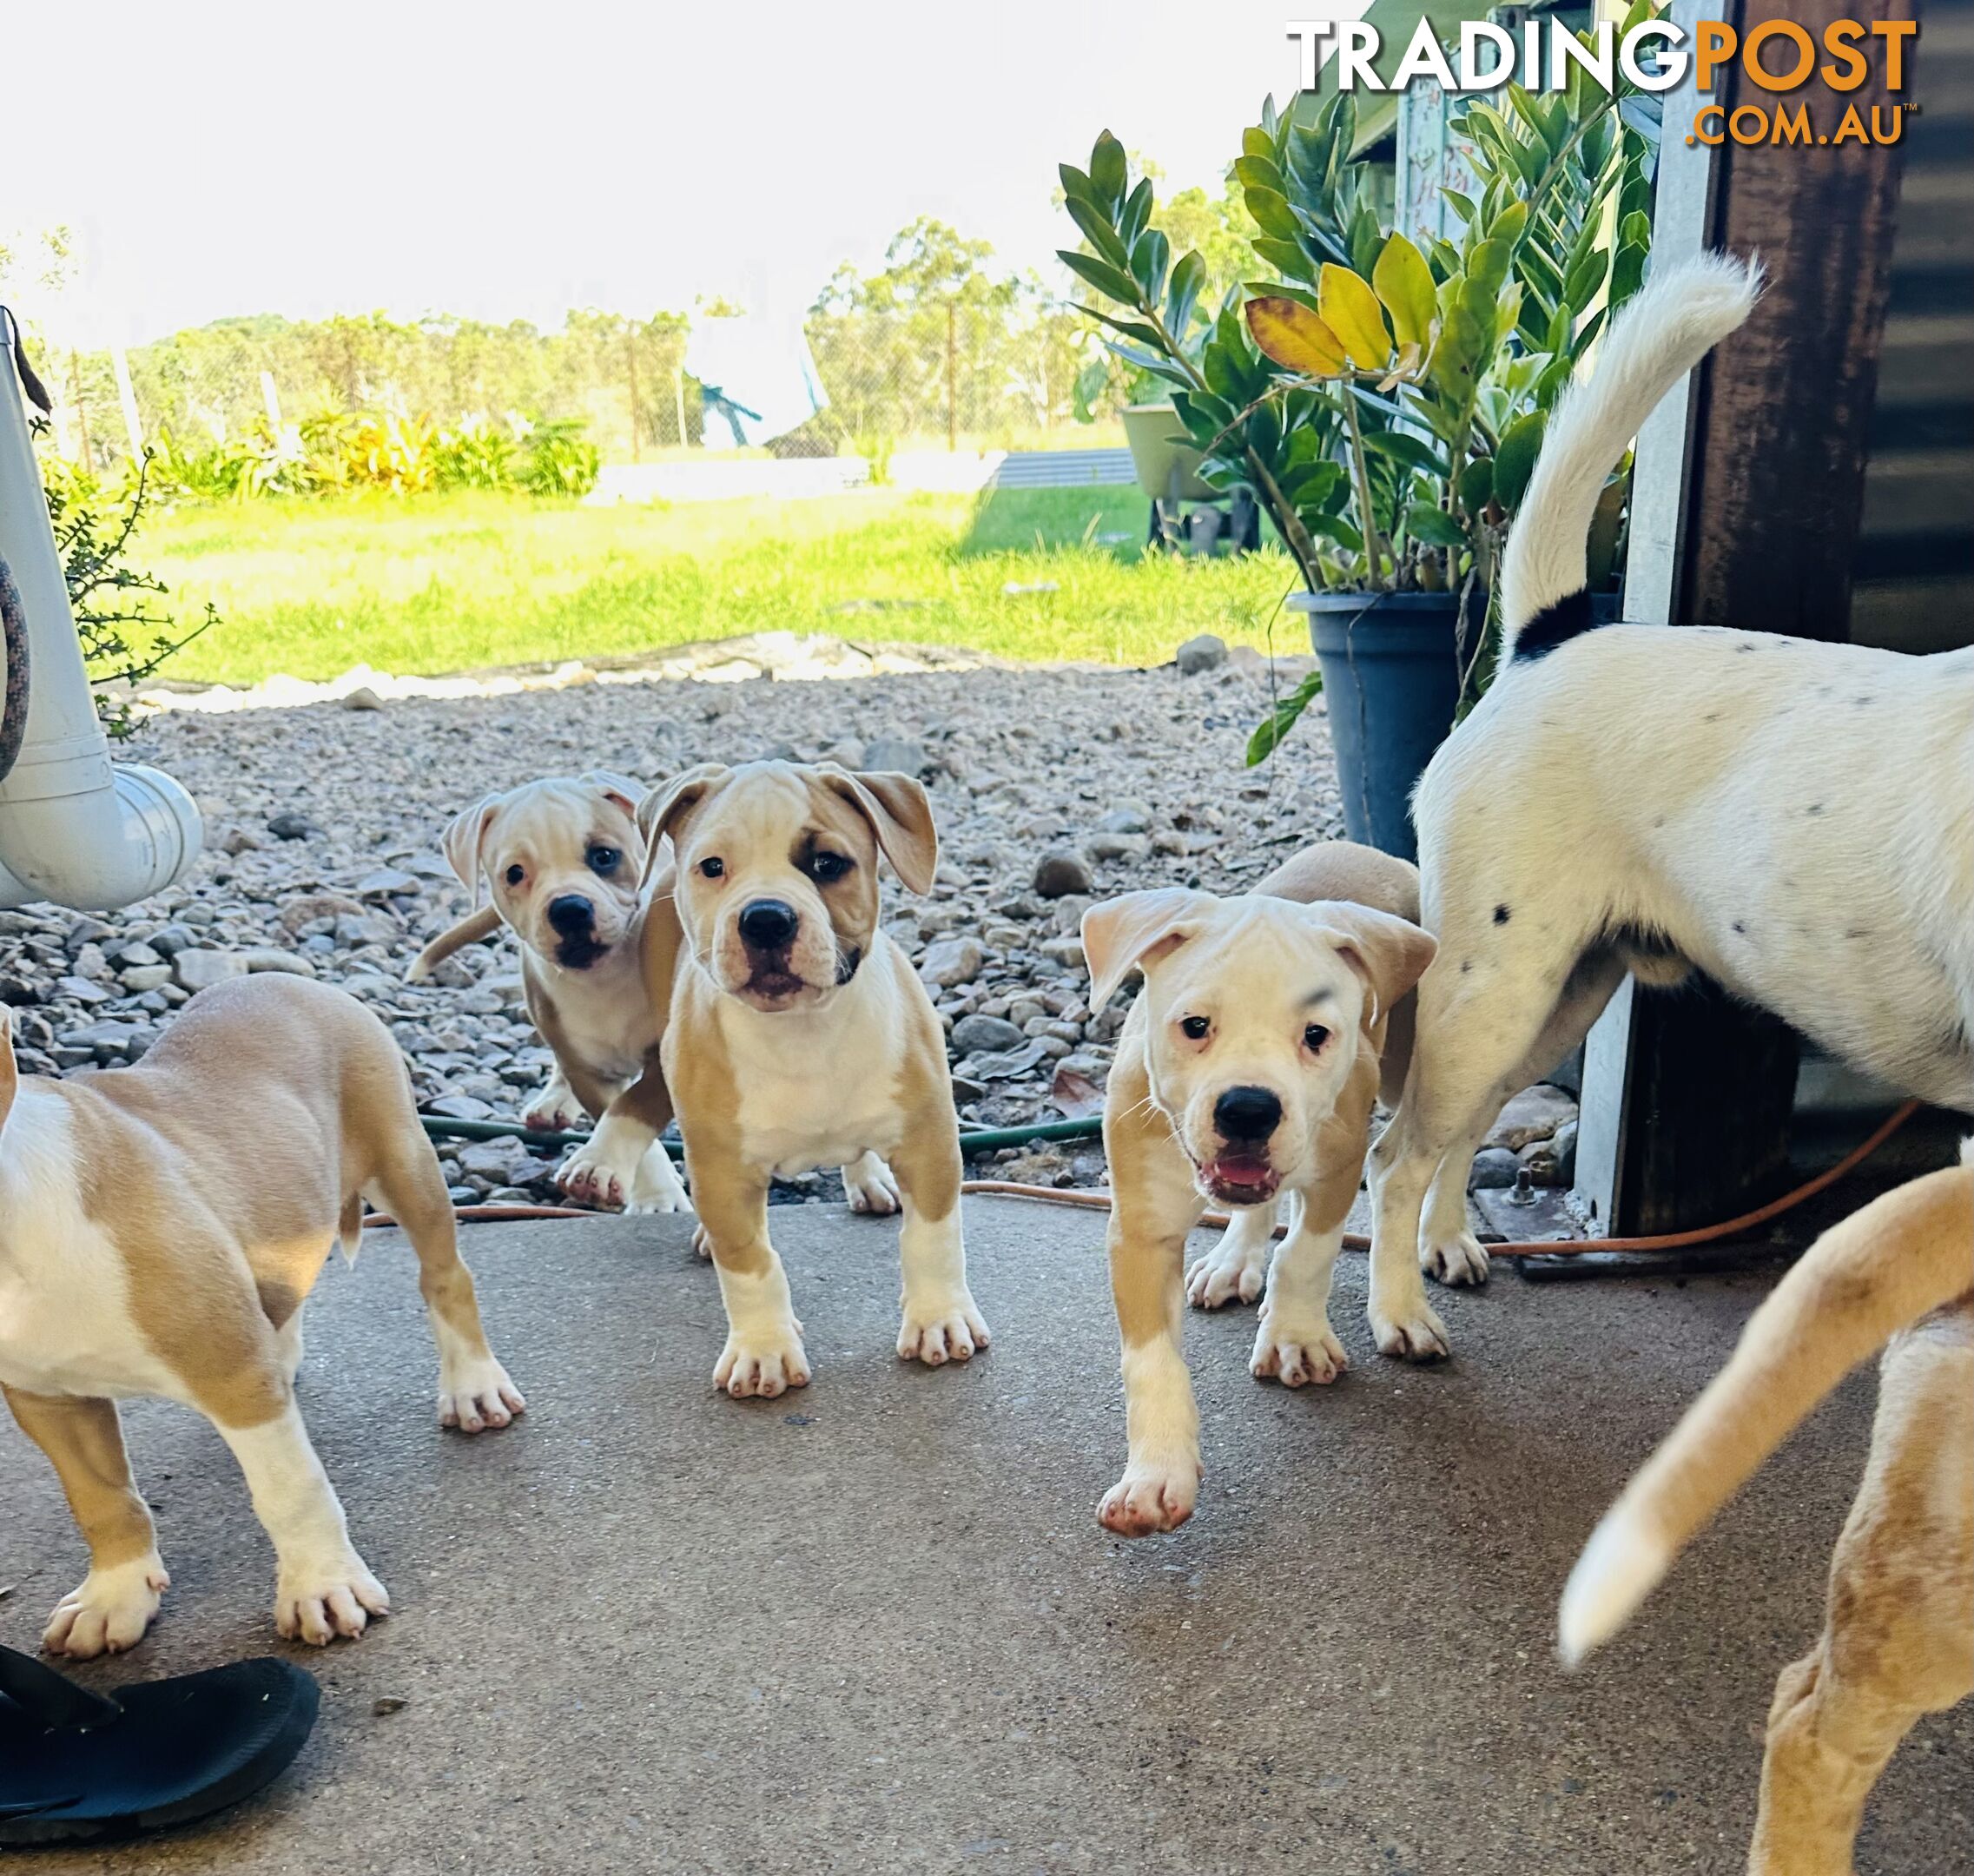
409, 772, 692, 1215
1083, 841, 1435, 1536
645, 758, 986, 1398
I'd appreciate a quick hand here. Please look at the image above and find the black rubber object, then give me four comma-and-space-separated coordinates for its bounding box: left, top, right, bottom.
0, 555, 28, 787
0, 1645, 319, 1845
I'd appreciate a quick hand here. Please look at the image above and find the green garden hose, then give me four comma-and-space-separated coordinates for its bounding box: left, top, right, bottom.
419, 1112, 1102, 1159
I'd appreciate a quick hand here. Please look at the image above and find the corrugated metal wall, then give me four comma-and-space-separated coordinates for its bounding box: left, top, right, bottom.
1852, 0, 1974, 652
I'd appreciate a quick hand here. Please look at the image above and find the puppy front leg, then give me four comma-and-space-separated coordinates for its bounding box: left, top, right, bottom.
887, 1113, 987, 1365
1099, 1136, 1205, 1536
1250, 1192, 1348, 1388
217, 1392, 389, 1645
560, 1053, 689, 1215
690, 1150, 808, 1397
1185, 1198, 1279, 1308
5, 1387, 169, 1659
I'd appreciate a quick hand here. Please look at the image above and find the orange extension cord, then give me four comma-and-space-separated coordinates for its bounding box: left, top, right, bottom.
365, 1099, 1919, 1258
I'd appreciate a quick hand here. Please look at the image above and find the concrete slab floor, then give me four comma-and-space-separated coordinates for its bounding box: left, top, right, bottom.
3, 1198, 1968, 1875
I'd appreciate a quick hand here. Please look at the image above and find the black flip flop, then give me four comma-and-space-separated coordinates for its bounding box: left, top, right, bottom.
0, 1645, 319, 1846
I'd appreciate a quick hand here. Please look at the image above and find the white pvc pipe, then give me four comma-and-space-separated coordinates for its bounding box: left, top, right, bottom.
0, 325, 203, 912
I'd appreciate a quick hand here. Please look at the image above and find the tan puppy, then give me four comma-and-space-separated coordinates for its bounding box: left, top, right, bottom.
410, 772, 691, 1214
1083, 842, 1436, 1536
1561, 1145, 1973, 1876
0, 975, 523, 1656
413, 775, 900, 1220
644, 760, 984, 1398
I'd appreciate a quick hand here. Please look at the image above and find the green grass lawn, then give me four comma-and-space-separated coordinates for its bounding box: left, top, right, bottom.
139, 486, 1305, 686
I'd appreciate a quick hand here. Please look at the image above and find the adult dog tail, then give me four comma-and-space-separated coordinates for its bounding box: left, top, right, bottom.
1500, 253, 1761, 660
1557, 1144, 1974, 1667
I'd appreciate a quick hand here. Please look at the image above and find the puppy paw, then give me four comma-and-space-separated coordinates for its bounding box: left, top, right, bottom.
1097, 1459, 1199, 1536
42, 1555, 170, 1659
842, 1153, 902, 1217
1186, 1240, 1270, 1309
438, 1355, 527, 1433
714, 1323, 811, 1399
691, 1223, 714, 1261
1423, 1231, 1491, 1286
558, 1141, 630, 1211
625, 1148, 694, 1217
521, 1081, 584, 1133
897, 1292, 990, 1366
274, 1552, 389, 1646
1370, 1298, 1452, 1364
1251, 1315, 1347, 1387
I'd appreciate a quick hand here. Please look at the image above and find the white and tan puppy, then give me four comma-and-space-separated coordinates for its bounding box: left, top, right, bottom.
410, 772, 693, 1216
0, 975, 523, 1656
1084, 842, 1436, 1536
1369, 254, 1974, 1353
1561, 1144, 1973, 1875
644, 759, 985, 1398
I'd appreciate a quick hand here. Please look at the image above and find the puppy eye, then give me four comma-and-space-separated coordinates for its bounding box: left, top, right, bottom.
698, 856, 725, 879
808, 851, 852, 882
1179, 1015, 1210, 1040
1304, 1023, 1330, 1052
586, 845, 621, 875
504, 863, 525, 887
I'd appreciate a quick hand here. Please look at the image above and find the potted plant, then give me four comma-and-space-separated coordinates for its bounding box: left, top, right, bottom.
1058, 10, 1659, 855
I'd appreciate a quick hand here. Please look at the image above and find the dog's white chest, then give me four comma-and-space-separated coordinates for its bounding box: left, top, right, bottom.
717, 998, 907, 1177
0, 1100, 182, 1402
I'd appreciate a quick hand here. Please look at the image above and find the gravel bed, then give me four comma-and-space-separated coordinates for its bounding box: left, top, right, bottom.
2, 640, 1368, 1202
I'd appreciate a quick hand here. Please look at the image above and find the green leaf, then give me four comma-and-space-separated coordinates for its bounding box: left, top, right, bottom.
1442, 188, 1476, 227
1252, 236, 1312, 281
1405, 504, 1467, 547
1492, 411, 1547, 509
1246, 667, 1324, 767
1119, 179, 1154, 253
1130, 227, 1172, 302
1081, 305, 1169, 350
1165, 251, 1207, 337
1234, 155, 1289, 201
1063, 196, 1130, 268
1244, 186, 1301, 242
1089, 132, 1128, 209
1058, 162, 1099, 208
1242, 124, 1275, 161
1362, 429, 1447, 478
1060, 250, 1145, 307
1563, 246, 1609, 315
1457, 457, 1494, 513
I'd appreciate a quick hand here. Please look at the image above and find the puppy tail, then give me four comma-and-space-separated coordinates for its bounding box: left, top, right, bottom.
1500, 252, 1761, 659
407, 902, 504, 983
1557, 1146, 1974, 1668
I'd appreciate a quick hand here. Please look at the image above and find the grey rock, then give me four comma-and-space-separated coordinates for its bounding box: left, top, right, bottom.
119, 964, 175, 993
862, 735, 929, 776
426, 1093, 496, 1121
341, 684, 386, 711
173, 948, 251, 993
149, 922, 198, 957
1086, 831, 1149, 862
55, 975, 112, 1006
241, 948, 317, 978
1485, 1083, 1579, 1153
1040, 935, 1087, 971
1176, 633, 1229, 675
266, 811, 320, 841
951, 1014, 1025, 1054
919, 937, 984, 988
1031, 849, 1093, 899
356, 868, 421, 900
1097, 804, 1152, 835
1469, 1147, 1522, 1191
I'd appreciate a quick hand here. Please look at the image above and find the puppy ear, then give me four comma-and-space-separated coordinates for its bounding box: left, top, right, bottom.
821, 767, 939, 895
1081, 888, 1218, 1009
1306, 902, 1437, 1026
0, 1007, 17, 1136
637, 763, 729, 888
441, 795, 501, 902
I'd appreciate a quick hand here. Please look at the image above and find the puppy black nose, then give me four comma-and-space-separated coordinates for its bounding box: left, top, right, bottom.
546, 894, 596, 935
1214, 1086, 1282, 1141
738, 898, 800, 951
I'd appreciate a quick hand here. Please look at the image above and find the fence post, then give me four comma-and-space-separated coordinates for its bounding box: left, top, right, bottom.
626, 327, 643, 462
110, 346, 144, 463
673, 367, 688, 450
259, 370, 282, 431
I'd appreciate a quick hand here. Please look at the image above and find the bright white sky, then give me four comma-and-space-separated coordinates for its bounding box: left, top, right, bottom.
6, 0, 1364, 346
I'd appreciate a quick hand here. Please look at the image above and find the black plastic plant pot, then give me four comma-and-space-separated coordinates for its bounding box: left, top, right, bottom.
1295, 589, 1477, 863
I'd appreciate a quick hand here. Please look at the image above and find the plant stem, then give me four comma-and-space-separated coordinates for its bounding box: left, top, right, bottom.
1337, 385, 1389, 591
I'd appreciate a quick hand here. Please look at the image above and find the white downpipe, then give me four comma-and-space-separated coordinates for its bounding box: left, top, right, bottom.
0, 329, 202, 912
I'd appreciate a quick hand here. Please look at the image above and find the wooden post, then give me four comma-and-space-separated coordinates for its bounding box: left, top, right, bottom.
626, 326, 643, 463
110, 346, 144, 464
1575, 0, 1911, 1235
673, 367, 689, 450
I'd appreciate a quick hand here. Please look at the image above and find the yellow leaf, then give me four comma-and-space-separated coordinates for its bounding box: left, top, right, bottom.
1318, 263, 1392, 371
1244, 297, 1350, 378
1372, 234, 1438, 353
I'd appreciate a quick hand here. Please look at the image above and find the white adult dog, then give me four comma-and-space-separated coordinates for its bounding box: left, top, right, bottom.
1363, 253, 1974, 1362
